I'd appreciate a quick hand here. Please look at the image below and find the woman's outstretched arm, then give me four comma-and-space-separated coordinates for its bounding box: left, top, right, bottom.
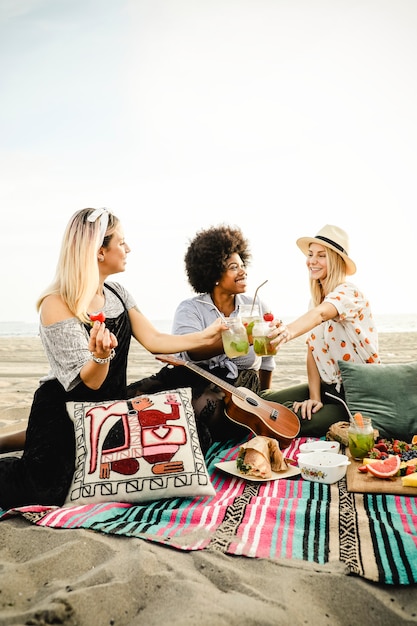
0, 429, 26, 453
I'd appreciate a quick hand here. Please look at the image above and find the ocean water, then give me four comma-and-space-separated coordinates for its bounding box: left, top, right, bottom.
0, 314, 416, 337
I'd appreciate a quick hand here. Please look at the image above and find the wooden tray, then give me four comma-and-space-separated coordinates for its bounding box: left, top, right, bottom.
345, 451, 417, 496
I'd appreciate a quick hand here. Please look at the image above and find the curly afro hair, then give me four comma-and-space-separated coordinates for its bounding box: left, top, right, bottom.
185, 224, 251, 293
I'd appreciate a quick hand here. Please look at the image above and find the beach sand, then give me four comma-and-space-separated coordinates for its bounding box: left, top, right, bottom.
0, 333, 416, 625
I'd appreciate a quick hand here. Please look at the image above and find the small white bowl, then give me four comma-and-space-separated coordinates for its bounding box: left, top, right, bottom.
297, 452, 350, 484
299, 440, 340, 455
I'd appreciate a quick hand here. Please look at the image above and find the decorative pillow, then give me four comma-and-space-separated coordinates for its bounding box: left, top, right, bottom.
339, 361, 417, 441
65, 388, 215, 506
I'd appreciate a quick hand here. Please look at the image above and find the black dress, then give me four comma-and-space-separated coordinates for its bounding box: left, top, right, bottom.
0, 285, 132, 509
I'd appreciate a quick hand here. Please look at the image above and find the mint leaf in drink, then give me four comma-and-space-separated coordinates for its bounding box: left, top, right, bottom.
234, 340, 248, 352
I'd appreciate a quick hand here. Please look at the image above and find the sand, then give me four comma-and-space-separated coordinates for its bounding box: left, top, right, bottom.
0, 333, 416, 625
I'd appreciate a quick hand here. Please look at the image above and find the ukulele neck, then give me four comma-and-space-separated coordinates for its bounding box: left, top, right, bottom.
183, 360, 244, 398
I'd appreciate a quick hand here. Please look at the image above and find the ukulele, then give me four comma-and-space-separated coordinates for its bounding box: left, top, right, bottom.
155, 354, 300, 448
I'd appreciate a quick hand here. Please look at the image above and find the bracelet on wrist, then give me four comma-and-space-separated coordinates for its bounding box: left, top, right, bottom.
90, 348, 116, 364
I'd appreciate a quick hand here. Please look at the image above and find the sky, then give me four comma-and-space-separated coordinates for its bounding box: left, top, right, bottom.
1, 0, 417, 325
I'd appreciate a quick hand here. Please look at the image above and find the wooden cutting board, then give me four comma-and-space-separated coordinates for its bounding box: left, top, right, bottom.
345, 451, 417, 496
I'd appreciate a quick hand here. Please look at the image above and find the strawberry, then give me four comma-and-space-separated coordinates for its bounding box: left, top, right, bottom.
358, 465, 368, 473
89, 312, 106, 325
392, 439, 409, 454
263, 312, 274, 322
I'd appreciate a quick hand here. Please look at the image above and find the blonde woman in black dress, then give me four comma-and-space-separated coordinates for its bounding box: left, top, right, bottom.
0, 208, 225, 509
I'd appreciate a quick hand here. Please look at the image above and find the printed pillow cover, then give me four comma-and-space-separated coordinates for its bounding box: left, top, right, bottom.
339, 360, 417, 441
65, 387, 215, 506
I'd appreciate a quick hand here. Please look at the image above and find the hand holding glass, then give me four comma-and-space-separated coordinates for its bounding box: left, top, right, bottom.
221, 317, 250, 358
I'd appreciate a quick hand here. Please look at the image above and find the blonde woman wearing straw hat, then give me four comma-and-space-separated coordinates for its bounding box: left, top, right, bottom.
261, 225, 380, 437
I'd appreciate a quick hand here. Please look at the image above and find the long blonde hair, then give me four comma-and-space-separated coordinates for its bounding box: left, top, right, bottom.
309, 247, 347, 307
37, 208, 119, 323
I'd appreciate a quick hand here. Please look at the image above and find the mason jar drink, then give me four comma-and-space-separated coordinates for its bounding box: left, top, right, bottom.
252, 320, 277, 356
348, 417, 374, 460
221, 317, 250, 358
238, 304, 261, 344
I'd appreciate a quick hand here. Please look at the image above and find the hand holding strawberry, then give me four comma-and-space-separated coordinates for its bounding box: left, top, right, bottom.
88, 312, 118, 361
89, 311, 106, 325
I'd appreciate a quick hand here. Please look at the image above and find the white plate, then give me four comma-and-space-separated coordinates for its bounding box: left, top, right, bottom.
215, 460, 301, 482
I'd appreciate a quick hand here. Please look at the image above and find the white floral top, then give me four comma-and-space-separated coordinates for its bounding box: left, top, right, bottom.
307, 281, 380, 388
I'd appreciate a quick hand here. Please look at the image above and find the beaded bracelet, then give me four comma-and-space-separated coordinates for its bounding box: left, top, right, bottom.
90, 348, 116, 364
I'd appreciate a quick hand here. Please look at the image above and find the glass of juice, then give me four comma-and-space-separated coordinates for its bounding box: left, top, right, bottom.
239, 304, 261, 344
348, 417, 374, 460
221, 317, 250, 358
252, 320, 277, 356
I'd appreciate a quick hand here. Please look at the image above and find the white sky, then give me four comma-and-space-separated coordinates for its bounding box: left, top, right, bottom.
1, 0, 417, 324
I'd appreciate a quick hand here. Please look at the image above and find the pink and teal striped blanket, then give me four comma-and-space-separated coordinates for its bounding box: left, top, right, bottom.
1, 437, 416, 585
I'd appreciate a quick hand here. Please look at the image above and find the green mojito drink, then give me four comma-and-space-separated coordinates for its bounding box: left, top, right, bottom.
252, 321, 277, 356
239, 304, 260, 344
253, 336, 277, 356
348, 418, 374, 460
221, 318, 249, 358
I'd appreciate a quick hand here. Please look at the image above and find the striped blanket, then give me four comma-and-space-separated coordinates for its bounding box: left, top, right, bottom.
1, 437, 416, 585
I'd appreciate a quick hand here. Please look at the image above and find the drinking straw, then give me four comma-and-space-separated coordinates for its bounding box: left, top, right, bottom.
326, 393, 367, 428
250, 280, 268, 315
325, 392, 355, 423
196, 299, 228, 323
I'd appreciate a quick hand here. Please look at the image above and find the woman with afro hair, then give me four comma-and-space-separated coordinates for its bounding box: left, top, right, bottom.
128, 224, 277, 452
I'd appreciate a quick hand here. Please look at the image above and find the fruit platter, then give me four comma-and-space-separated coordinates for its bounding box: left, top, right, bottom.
346, 435, 417, 495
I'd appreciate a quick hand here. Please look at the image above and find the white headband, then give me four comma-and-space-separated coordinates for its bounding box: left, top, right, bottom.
87, 208, 110, 246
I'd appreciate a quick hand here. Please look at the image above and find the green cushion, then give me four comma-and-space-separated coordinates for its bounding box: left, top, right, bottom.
339, 360, 417, 442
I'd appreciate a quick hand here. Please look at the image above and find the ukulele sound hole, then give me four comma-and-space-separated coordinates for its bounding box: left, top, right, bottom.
246, 397, 259, 406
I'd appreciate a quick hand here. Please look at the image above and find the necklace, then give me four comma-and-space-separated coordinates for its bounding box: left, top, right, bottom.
195, 297, 230, 321
210, 294, 235, 317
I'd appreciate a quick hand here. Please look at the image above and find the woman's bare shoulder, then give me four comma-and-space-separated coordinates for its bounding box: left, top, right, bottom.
40, 294, 74, 326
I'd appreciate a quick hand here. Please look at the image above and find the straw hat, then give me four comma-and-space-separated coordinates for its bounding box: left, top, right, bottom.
296, 224, 356, 275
